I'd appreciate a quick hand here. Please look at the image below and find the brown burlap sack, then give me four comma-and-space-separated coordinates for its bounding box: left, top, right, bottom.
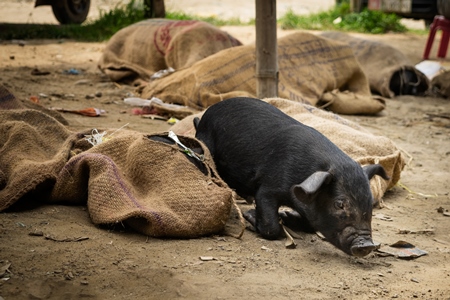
171, 98, 405, 206
0, 85, 238, 238
151, 100, 199, 119
98, 19, 242, 84
320, 31, 429, 98
139, 31, 386, 115
0, 86, 74, 210
49, 130, 235, 237
430, 70, 450, 98
0, 84, 24, 109
0, 84, 68, 124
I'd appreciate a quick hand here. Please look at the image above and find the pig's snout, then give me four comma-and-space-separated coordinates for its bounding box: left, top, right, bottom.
350, 237, 380, 257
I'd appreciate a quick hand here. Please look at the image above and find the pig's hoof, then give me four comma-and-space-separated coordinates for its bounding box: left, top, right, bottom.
245, 196, 255, 204
244, 209, 282, 239
258, 225, 282, 240
243, 209, 257, 228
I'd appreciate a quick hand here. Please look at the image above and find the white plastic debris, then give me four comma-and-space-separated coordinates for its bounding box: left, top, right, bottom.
150, 67, 175, 79
333, 17, 342, 24
168, 131, 203, 161
124, 97, 153, 106
84, 129, 107, 146
84, 123, 129, 147
124, 97, 189, 111
415, 60, 443, 80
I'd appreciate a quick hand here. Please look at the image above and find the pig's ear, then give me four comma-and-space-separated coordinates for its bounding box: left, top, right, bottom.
193, 117, 200, 130
292, 171, 332, 203
363, 164, 390, 180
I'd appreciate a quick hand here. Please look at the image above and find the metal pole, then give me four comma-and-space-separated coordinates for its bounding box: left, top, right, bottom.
255, 0, 278, 98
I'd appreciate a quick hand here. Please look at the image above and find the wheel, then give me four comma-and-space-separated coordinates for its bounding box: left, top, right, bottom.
438, 0, 450, 19
51, 0, 90, 24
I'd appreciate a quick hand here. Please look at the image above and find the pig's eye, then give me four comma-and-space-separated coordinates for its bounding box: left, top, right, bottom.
334, 200, 344, 210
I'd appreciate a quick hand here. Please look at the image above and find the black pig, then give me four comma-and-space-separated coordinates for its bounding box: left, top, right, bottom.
194, 97, 389, 257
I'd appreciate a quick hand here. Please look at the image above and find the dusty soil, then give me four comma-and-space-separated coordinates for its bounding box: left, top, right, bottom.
1, 1, 450, 299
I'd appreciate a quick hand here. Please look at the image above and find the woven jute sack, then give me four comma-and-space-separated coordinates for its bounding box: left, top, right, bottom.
98, 19, 242, 84
0, 85, 73, 211
49, 130, 235, 237
171, 98, 405, 206
139, 31, 386, 115
0, 85, 238, 238
430, 70, 450, 98
320, 31, 429, 98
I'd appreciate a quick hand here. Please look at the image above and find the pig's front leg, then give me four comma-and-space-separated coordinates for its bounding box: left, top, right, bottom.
243, 208, 257, 229
244, 193, 283, 239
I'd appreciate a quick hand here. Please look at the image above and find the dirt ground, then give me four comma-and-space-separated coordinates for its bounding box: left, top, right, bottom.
1, 1, 450, 299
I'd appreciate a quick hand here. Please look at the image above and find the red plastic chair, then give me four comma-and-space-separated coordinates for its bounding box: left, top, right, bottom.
423, 15, 450, 60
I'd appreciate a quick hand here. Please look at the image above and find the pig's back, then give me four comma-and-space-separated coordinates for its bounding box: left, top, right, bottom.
199, 97, 298, 131
197, 97, 335, 151
195, 97, 352, 197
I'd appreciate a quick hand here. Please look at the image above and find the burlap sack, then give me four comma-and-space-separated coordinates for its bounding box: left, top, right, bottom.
171, 97, 405, 206
0, 85, 237, 238
0, 89, 73, 210
320, 31, 429, 98
139, 31, 386, 115
98, 19, 242, 84
430, 70, 450, 98
49, 131, 235, 237
0, 84, 68, 124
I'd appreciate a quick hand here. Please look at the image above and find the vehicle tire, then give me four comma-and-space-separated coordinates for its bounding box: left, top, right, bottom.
52, 0, 90, 24
437, 0, 450, 19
